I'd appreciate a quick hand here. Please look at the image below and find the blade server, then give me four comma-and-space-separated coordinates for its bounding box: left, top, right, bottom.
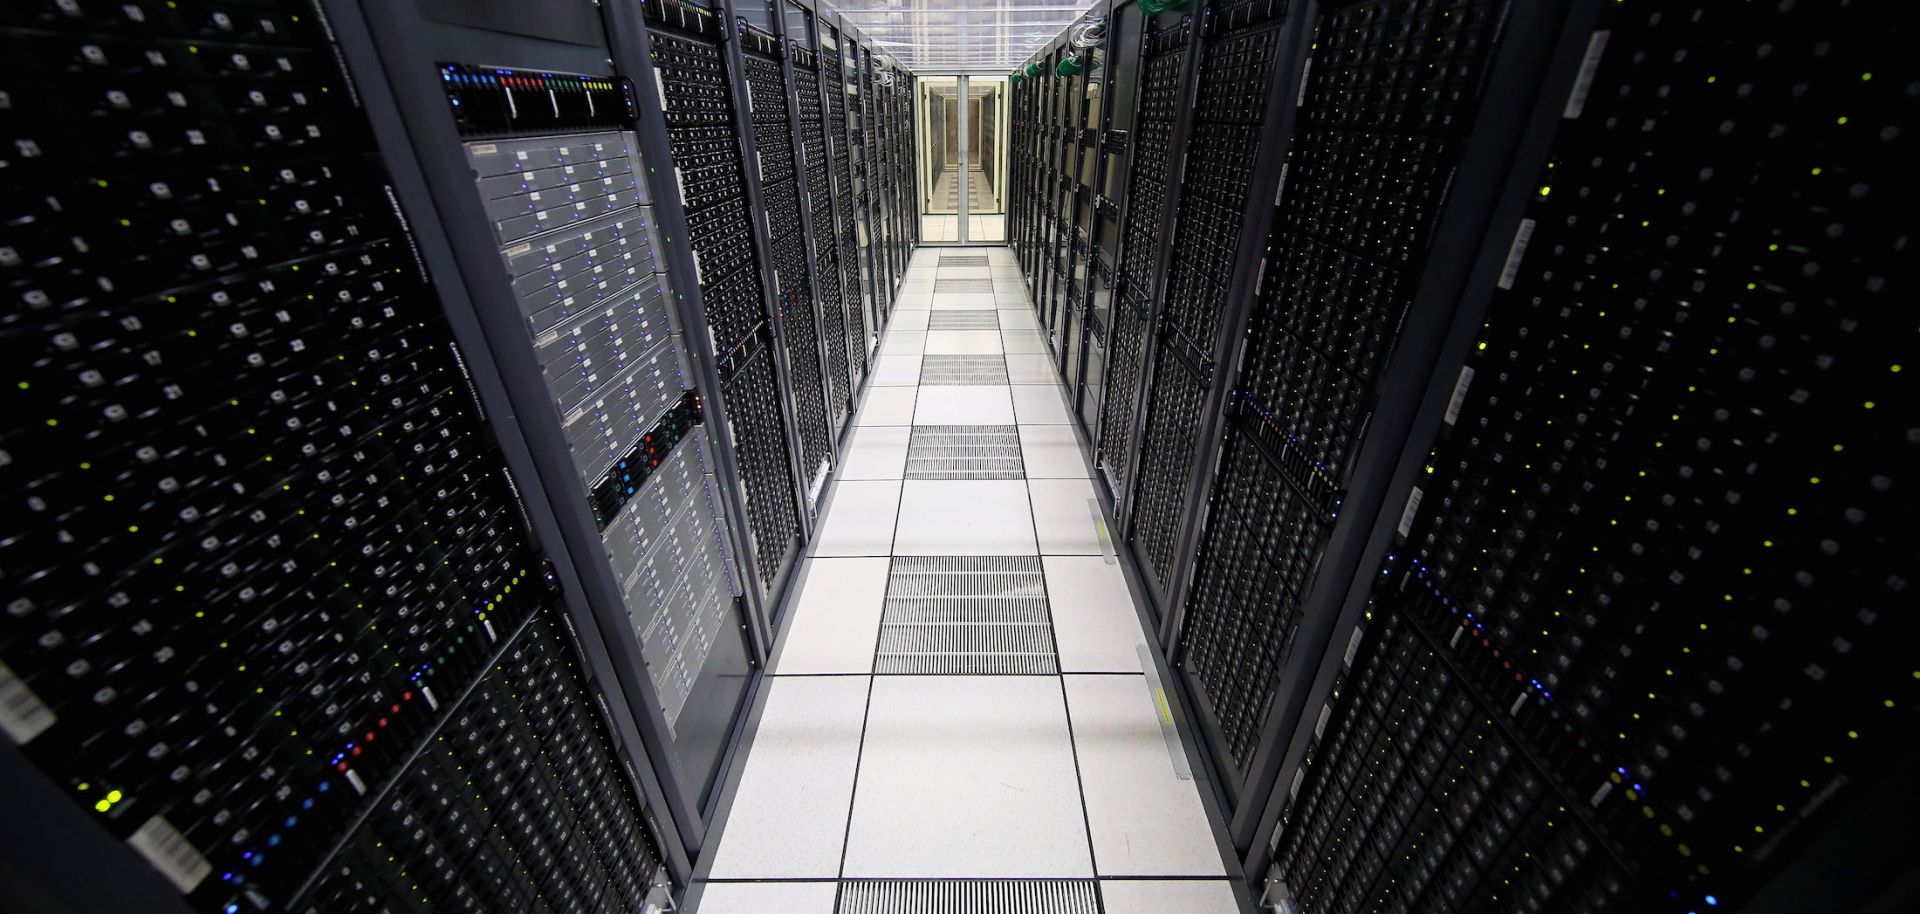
1009, 0, 1917, 910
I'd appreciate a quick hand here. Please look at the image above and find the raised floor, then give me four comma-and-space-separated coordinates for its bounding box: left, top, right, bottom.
685, 246, 1247, 913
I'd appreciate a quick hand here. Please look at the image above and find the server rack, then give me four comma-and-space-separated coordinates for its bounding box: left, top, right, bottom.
779, 0, 853, 455
1254, 2, 1920, 910
735, 0, 835, 520
819, 17, 872, 388
0, 4, 683, 914
1009, 0, 1920, 910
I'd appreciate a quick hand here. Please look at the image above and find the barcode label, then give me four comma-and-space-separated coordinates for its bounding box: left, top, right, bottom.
1314, 704, 1333, 739
673, 167, 687, 206
1510, 691, 1531, 715
1296, 58, 1313, 106
1397, 486, 1425, 537
692, 250, 704, 285
1273, 164, 1288, 207
422, 686, 439, 710
0, 660, 56, 744
1343, 626, 1365, 667
128, 815, 212, 893
1563, 31, 1611, 119
654, 70, 668, 110
1443, 365, 1476, 425
469, 143, 499, 156
1497, 218, 1536, 290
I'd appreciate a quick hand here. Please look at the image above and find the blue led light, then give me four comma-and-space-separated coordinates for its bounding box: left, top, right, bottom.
1706, 897, 1719, 907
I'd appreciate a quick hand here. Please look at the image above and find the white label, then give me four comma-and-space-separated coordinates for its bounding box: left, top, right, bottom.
1397, 486, 1425, 537
1252, 256, 1267, 298
744, 82, 754, 113
654, 69, 668, 109
1590, 780, 1615, 807
1314, 703, 1333, 739
755, 150, 763, 180
1443, 365, 1476, 425
505, 242, 532, 258
1496, 218, 1536, 290
1273, 163, 1288, 207
1289, 767, 1306, 800
0, 660, 56, 744
692, 250, 704, 285
345, 768, 368, 794
1563, 31, 1611, 119
483, 618, 498, 641
1296, 58, 1313, 106
422, 686, 439, 710
1510, 691, 1530, 715
469, 143, 499, 156
128, 816, 212, 892
1343, 626, 1365, 667
1450, 625, 1466, 648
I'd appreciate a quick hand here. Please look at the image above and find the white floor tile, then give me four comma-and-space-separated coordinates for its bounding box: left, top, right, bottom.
938, 265, 992, 279
693, 881, 839, 914
880, 331, 927, 355
1099, 880, 1242, 914
856, 386, 917, 425
705, 676, 870, 877
838, 425, 910, 480
892, 479, 1037, 555
913, 385, 1015, 425
1019, 425, 1089, 479
1013, 384, 1074, 425
1005, 352, 1059, 384
1067, 676, 1226, 876
889, 309, 931, 331
774, 558, 891, 673
1029, 477, 1106, 555
894, 292, 934, 311
1045, 557, 1147, 672
843, 677, 1093, 877
932, 292, 998, 311
811, 480, 900, 556
923, 330, 1004, 355
871, 354, 922, 386
1003, 328, 1050, 354
997, 308, 1038, 331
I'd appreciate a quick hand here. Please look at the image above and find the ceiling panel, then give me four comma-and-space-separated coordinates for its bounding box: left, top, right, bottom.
825, 0, 1099, 72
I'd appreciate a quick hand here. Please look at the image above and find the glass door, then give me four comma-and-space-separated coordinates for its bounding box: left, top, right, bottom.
917, 75, 1010, 244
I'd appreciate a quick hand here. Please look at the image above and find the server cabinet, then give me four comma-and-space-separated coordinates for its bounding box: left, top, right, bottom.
1256, 1, 1920, 910
1091, 4, 1197, 520
791, 1, 859, 445
819, 17, 872, 386
0, 3, 683, 913
734, 0, 836, 520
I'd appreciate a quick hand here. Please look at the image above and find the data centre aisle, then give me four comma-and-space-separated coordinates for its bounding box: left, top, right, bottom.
685, 247, 1244, 913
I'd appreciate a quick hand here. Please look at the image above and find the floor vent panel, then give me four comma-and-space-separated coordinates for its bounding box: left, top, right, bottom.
927, 311, 1000, 330
933, 277, 994, 293
918, 355, 1009, 385
905, 425, 1024, 479
876, 557, 1056, 675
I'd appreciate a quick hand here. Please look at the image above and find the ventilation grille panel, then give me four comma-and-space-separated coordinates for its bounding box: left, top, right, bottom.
905, 425, 1024, 479
918, 355, 1010, 386
934, 277, 995, 293
927, 312, 1000, 330
938, 254, 991, 268
838, 880, 1100, 913
875, 556, 1056, 675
